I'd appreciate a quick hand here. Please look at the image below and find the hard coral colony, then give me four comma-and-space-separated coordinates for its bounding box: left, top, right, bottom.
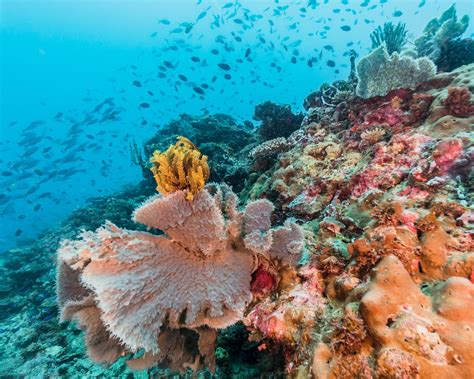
54, 5, 474, 379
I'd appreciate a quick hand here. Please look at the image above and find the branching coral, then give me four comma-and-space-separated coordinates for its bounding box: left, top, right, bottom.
370, 22, 408, 55
150, 136, 210, 200
57, 184, 304, 372
356, 45, 436, 99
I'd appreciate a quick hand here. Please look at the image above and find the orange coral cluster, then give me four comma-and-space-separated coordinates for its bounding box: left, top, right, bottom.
150, 136, 210, 201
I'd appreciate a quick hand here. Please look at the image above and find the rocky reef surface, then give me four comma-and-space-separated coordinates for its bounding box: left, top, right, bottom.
1, 59, 473, 379
244, 63, 474, 378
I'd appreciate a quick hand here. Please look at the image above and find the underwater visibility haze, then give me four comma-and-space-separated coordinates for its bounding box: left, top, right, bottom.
1, 0, 474, 377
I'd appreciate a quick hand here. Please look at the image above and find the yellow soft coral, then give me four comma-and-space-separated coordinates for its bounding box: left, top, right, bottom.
150, 136, 210, 201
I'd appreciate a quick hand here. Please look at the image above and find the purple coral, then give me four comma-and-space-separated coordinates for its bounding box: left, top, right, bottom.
57, 184, 303, 371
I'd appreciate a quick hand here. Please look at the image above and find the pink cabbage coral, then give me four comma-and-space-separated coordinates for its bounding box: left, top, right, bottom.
57, 184, 303, 371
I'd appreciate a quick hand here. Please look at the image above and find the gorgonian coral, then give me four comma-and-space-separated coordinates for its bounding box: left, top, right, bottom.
150, 136, 210, 200
57, 183, 304, 372
414, 4, 470, 62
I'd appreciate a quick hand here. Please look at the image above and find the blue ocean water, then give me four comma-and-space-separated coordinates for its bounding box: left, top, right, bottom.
1, 0, 473, 252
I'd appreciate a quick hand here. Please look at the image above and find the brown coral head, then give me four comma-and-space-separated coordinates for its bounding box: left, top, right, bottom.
443, 86, 474, 118
150, 136, 210, 201
331, 307, 367, 355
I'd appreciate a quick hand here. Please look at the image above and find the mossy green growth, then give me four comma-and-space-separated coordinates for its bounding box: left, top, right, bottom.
215, 347, 230, 364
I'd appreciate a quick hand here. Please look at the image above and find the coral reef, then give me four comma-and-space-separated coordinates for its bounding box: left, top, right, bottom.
2, 29, 474, 379
356, 45, 436, 98
137, 113, 257, 192
244, 64, 474, 376
150, 136, 210, 200
57, 182, 304, 372
415, 4, 470, 63
303, 50, 358, 123
370, 22, 408, 55
254, 101, 304, 141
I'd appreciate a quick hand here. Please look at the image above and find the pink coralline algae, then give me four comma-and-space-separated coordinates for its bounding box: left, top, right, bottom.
57, 184, 303, 372
348, 89, 432, 136
433, 138, 464, 174
245, 269, 325, 347
350, 133, 432, 197
250, 264, 278, 299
